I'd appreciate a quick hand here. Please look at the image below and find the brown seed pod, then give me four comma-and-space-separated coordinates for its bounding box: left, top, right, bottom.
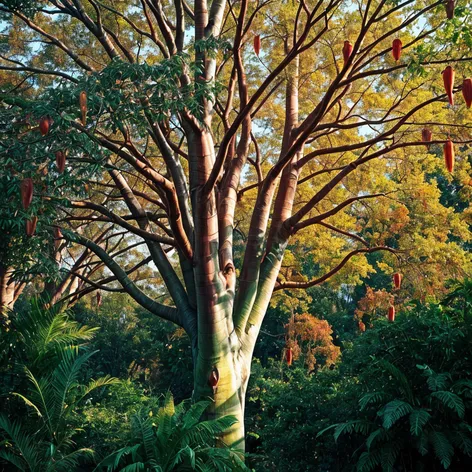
55, 150, 67, 174
21, 178, 33, 210
26, 216, 38, 236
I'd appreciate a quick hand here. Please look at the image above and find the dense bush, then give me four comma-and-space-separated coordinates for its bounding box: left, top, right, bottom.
247, 283, 472, 471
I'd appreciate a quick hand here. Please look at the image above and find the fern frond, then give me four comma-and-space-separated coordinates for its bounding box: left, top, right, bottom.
333, 420, 374, 442
429, 431, 454, 469
356, 449, 382, 472
380, 400, 413, 430
426, 371, 451, 392
430, 391, 465, 418
365, 428, 390, 451
359, 392, 389, 411
409, 409, 431, 436
450, 430, 472, 456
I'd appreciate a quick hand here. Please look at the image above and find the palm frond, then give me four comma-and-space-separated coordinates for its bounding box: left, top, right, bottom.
155, 391, 175, 444
93, 444, 143, 471
0, 448, 28, 471
132, 413, 157, 464
0, 415, 40, 471
182, 400, 212, 430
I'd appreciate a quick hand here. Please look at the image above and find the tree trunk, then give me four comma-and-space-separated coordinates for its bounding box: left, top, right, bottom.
0, 266, 25, 319
193, 332, 249, 451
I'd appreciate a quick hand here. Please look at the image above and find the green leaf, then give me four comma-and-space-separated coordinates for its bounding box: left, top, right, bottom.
429, 431, 454, 469
409, 409, 431, 436
380, 400, 413, 430
431, 391, 465, 418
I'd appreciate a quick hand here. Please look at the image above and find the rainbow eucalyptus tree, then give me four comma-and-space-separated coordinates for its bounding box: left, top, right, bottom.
1, 0, 472, 448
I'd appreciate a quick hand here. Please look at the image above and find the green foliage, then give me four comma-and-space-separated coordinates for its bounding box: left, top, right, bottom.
73, 298, 194, 400
248, 286, 472, 471
0, 302, 117, 470
95, 393, 250, 472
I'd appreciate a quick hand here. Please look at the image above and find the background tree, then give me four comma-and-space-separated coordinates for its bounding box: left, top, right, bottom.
1, 0, 472, 449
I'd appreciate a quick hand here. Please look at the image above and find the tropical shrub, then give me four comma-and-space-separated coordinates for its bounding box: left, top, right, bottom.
95, 393, 250, 472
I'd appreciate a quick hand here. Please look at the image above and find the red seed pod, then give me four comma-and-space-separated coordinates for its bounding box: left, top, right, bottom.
54, 227, 63, 250
392, 38, 402, 62
358, 321, 366, 332
462, 78, 472, 109
96, 291, 102, 308
208, 367, 219, 388
446, 0, 455, 19
79, 91, 87, 109
253, 35, 261, 56
442, 66, 455, 106
388, 305, 395, 322
80, 91, 87, 126
21, 178, 33, 210
421, 128, 432, 148
286, 347, 293, 366
393, 273, 402, 290
342, 40, 353, 66
55, 150, 67, 174
444, 139, 455, 173
39, 116, 51, 136
26, 216, 38, 237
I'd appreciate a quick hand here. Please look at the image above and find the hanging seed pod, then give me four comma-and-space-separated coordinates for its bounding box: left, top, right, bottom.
79, 91, 87, 126
388, 306, 395, 322
446, 0, 455, 19
253, 35, 261, 56
444, 139, 455, 173
208, 367, 220, 392
39, 116, 52, 136
342, 40, 353, 66
442, 66, 455, 106
96, 291, 102, 308
358, 321, 366, 332
54, 227, 63, 250
462, 78, 472, 108
21, 178, 33, 210
392, 39, 402, 62
393, 273, 402, 290
55, 150, 67, 174
26, 216, 38, 236
286, 347, 293, 366
421, 128, 433, 148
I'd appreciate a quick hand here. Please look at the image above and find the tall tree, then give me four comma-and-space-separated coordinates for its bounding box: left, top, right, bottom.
1, 0, 472, 449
